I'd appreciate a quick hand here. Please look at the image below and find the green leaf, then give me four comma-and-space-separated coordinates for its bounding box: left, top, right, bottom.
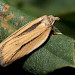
23, 33, 75, 75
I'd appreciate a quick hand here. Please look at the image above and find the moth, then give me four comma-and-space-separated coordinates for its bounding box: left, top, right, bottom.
0, 15, 59, 67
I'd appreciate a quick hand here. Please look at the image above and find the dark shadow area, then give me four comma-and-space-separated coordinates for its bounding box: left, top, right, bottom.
47, 67, 75, 75
0, 55, 33, 75
0, 64, 75, 75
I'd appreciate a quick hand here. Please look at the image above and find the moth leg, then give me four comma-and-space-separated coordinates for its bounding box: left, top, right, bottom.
51, 26, 62, 35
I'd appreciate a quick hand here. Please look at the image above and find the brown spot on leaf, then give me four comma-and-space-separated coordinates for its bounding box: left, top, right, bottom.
4, 13, 15, 21
0, 12, 6, 19
1, 21, 16, 33
15, 21, 21, 26
15, 16, 25, 26
1, 21, 9, 29
2, 4, 10, 12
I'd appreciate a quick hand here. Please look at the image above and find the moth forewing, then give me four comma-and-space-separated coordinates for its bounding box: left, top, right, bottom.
0, 15, 59, 66
0, 15, 46, 47
6, 27, 51, 65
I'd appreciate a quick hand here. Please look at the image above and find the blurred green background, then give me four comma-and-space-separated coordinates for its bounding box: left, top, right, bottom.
5, 0, 75, 39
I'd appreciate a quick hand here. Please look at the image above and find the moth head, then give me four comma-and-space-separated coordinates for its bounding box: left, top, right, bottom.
48, 15, 60, 26
42, 15, 60, 27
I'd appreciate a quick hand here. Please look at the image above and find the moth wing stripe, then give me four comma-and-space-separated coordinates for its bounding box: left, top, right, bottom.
2, 22, 46, 52
1, 27, 51, 66
17, 19, 43, 36
8, 27, 51, 65
0, 17, 44, 50
0, 15, 45, 46
1, 22, 47, 64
